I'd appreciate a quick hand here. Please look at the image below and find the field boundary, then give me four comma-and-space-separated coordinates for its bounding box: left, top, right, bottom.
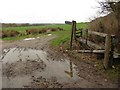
69, 21, 120, 69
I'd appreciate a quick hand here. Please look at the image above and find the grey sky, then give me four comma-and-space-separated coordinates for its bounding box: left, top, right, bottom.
0, 0, 103, 23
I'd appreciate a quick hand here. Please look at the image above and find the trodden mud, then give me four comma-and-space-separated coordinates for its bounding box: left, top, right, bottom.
2, 48, 81, 88
0, 35, 118, 88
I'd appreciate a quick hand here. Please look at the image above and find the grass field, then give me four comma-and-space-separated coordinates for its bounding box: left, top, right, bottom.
2, 23, 88, 46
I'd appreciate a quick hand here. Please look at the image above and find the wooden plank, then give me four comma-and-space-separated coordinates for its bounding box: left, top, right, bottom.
88, 30, 107, 37
76, 31, 82, 34
87, 30, 115, 37
73, 49, 119, 58
74, 50, 105, 53
77, 38, 104, 49
113, 52, 120, 58
103, 35, 111, 69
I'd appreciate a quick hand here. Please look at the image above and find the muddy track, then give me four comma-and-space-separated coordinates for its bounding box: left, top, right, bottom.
0, 35, 118, 88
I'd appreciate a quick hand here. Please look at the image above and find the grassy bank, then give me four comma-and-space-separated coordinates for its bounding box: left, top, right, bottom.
50, 23, 88, 47
2, 23, 88, 44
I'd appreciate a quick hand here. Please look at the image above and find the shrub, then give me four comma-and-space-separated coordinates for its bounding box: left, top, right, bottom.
50, 28, 58, 31
2, 30, 20, 38
41, 28, 47, 33
26, 28, 42, 35
26, 28, 62, 35
57, 27, 63, 31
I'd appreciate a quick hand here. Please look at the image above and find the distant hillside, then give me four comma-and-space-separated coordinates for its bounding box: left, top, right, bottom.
2, 23, 64, 27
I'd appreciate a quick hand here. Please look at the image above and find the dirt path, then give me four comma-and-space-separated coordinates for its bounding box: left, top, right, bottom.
0, 35, 118, 88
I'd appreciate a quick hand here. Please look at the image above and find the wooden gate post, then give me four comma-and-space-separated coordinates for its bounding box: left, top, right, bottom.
80, 29, 83, 37
109, 36, 115, 66
70, 21, 75, 50
73, 21, 77, 41
85, 29, 88, 45
103, 35, 112, 69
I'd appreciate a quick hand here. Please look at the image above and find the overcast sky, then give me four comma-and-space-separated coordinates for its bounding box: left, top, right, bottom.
0, 0, 103, 23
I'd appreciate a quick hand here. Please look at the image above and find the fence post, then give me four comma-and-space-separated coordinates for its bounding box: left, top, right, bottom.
80, 29, 83, 48
70, 21, 75, 50
103, 35, 111, 69
74, 21, 76, 41
109, 36, 115, 66
80, 29, 82, 37
85, 29, 88, 45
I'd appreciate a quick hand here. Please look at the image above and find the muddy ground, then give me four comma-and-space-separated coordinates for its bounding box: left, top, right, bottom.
0, 35, 119, 88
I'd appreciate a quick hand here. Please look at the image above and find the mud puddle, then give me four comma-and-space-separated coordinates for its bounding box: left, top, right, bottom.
1, 48, 82, 88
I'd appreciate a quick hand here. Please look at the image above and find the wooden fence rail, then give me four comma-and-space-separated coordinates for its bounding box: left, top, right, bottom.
69, 21, 120, 69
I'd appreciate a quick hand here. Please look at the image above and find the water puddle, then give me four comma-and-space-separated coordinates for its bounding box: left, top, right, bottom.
2, 75, 31, 88
2, 48, 47, 64
1, 48, 81, 88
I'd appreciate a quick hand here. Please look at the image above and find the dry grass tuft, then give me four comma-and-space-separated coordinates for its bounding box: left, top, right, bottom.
2, 30, 20, 38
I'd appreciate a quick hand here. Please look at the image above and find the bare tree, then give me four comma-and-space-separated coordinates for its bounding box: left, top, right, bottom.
99, 0, 120, 52
99, 0, 120, 24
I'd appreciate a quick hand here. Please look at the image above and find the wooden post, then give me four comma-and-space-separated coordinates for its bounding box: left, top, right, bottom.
70, 21, 75, 50
79, 29, 83, 48
80, 29, 82, 37
109, 36, 115, 66
103, 35, 111, 69
73, 21, 76, 41
85, 29, 88, 45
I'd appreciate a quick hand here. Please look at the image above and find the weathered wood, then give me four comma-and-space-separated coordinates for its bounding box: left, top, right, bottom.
85, 29, 88, 44
87, 30, 115, 37
73, 24, 118, 69
88, 30, 107, 37
70, 21, 75, 50
74, 50, 105, 53
103, 35, 111, 69
73, 21, 76, 41
73, 50, 120, 58
76, 31, 82, 34
113, 52, 120, 58
76, 38, 104, 49
109, 37, 115, 66
80, 30, 83, 37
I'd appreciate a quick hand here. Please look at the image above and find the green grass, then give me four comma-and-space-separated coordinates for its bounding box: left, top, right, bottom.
2, 23, 88, 45
50, 23, 88, 46
3, 23, 88, 32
